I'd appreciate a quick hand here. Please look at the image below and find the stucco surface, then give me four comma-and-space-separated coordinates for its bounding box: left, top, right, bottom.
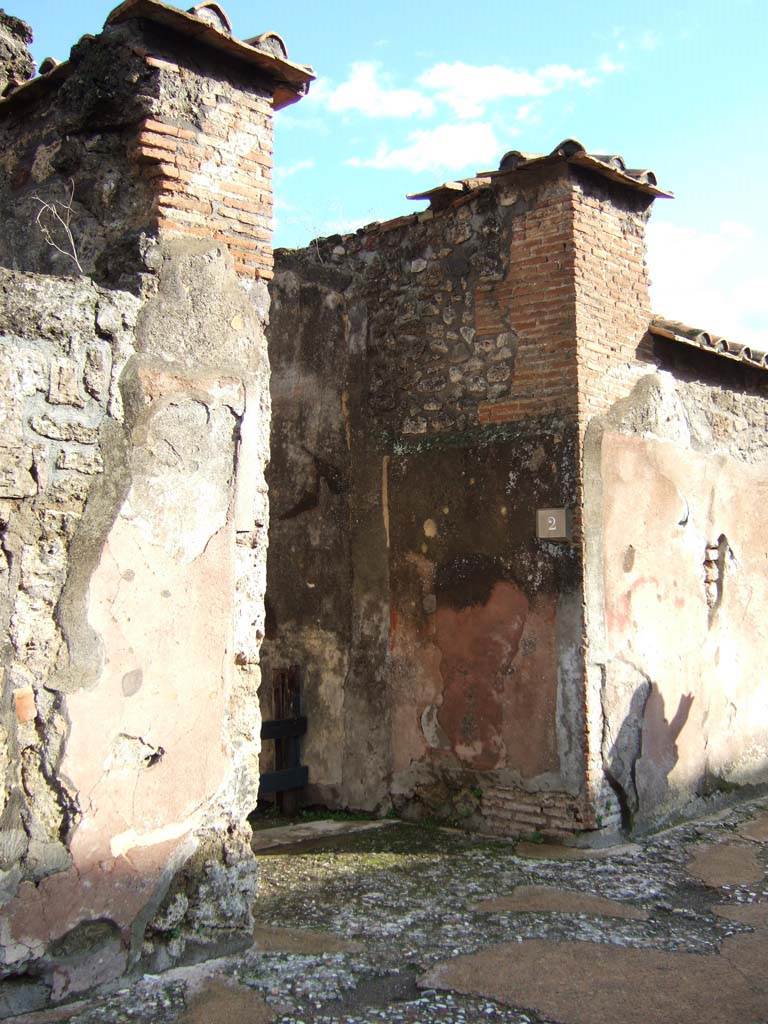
390, 581, 559, 780
599, 431, 768, 823
384, 434, 579, 827
0, 238, 271, 994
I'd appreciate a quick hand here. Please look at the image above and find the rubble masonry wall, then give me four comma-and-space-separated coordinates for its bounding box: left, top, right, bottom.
264, 167, 592, 836
266, 163, 768, 838
0, 16, 274, 1007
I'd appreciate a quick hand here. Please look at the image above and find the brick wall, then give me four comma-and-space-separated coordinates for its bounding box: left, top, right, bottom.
560, 173, 655, 821
134, 78, 274, 280
482, 785, 593, 839
476, 171, 654, 431
572, 174, 655, 427
477, 178, 579, 426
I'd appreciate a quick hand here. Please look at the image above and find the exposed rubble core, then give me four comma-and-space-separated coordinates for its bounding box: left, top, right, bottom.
0, 10, 33, 97
0, 0, 313, 1010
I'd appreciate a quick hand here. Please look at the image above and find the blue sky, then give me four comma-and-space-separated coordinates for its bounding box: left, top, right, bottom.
20, 0, 768, 343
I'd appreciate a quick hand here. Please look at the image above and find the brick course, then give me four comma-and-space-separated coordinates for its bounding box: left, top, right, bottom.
482, 785, 592, 838
133, 67, 275, 281
572, 179, 655, 428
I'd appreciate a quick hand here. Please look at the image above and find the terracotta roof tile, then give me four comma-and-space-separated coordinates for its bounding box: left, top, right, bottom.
650, 317, 768, 370
408, 138, 672, 213
0, 0, 314, 114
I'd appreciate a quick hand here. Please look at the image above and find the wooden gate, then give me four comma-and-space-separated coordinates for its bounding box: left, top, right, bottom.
259, 665, 308, 811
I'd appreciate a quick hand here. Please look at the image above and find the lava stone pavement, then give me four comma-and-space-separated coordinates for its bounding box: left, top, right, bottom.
9, 798, 768, 1024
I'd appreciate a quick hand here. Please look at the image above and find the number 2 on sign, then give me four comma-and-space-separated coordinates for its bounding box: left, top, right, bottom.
547, 515, 557, 531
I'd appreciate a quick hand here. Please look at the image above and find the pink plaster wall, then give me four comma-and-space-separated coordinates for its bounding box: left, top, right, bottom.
390, 582, 560, 781
600, 432, 768, 818
5, 386, 241, 972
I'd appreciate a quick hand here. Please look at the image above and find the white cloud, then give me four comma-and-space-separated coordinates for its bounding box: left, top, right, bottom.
648, 219, 768, 346
599, 55, 624, 74
417, 61, 598, 119
277, 110, 330, 135
348, 122, 499, 173
515, 103, 536, 122
323, 62, 434, 119
275, 159, 315, 181
322, 215, 372, 236
639, 30, 660, 51
305, 53, 620, 129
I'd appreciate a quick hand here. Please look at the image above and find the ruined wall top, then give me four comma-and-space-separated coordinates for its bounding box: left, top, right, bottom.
0, 1, 313, 286
0, 0, 314, 111
275, 158, 657, 443
277, 137, 763, 433
0, 10, 34, 97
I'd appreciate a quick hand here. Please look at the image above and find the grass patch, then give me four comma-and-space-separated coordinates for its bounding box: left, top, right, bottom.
249, 804, 380, 831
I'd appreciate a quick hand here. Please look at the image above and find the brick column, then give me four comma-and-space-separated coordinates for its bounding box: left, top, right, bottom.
135, 94, 274, 281
572, 176, 655, 425
570, 172, 656, 831
478, 172, 580, 426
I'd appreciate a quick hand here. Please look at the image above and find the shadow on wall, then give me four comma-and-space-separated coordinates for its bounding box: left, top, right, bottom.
605, 682, 694, 831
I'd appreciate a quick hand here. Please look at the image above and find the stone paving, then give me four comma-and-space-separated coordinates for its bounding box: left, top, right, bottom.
7, 799, 768, 1024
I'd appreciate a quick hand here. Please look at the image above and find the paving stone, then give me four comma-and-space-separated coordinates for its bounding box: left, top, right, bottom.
178, 980, 275, 1024
2, 1002, 91, 1024
513, 841, 641, 861
475, 885, 648, 920
686, 841, 765, 887
420, 932, 768, 1024
251, 821, 396, 853
252, 926, 362, 954
713, 902, 768, 927
738, 811, 768, 843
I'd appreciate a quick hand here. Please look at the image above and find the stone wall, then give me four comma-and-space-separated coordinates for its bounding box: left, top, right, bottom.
0, 26, 158, 284
0, 7, 295, 1009
266, 151, 768, 841
0, 11, 33, 97
0, 244, 270, 1011
305, 165, 582, 440
261, 260, 361, 807
264, 164, 593, 835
